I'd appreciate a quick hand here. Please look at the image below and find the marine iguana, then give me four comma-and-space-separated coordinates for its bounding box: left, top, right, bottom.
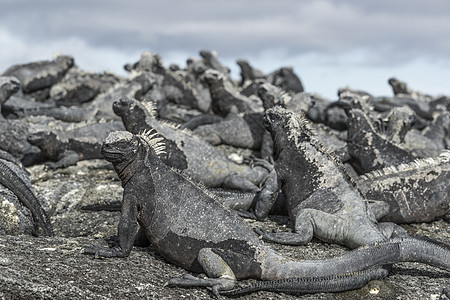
113, 96, 271, 191
3, 74, 152, 123
2, 55, 74, 94
125, 51, 211, 113
199, 49, 231, 76
236, 59, 266, 86
0, 118, 44, 166
203, 69, 263, 117
192, 112, 272, 155
357, 150, 450, 223
388, 77, 433, 102
346, 108, 416, 174
49, 67, 123, 106
250, 106, 407, 249
0, 150, 53, 236
266, 66, 304, 94
83, 130, 450, 296
27, 121, 125, 169
0, 76, 21, 105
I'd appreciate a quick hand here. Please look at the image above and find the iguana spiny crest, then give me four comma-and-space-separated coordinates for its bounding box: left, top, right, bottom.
360, 149, 450, 181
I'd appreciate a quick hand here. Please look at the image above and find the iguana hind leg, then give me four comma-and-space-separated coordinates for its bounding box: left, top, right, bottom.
166, 248, 236, 296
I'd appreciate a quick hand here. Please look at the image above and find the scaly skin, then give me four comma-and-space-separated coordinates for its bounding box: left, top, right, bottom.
0, 76, 21, 104
2, 55, 74, 93
357, 150, 450, 223
252, 106, 406, 249
0, 150, 53, 236
28, 121, 124, 169
113, 96, 270, 191
203, 69, 263, 117
347, 108, 416, 174
83, 130, 450, 296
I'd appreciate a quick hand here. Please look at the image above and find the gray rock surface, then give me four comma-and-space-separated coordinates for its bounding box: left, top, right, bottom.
0, 159, 448, 299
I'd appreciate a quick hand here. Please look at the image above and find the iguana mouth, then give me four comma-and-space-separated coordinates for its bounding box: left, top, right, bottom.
101, 149, 125, 162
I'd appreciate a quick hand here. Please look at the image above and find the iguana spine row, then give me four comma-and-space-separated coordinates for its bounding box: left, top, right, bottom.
360, 150, 450, 181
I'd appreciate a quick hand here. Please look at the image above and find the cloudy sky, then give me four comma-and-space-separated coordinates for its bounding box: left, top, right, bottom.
1, 0, 449, 99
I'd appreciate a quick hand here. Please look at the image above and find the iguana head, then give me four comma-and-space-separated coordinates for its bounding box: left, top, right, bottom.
264, 106, 314, 139
388, 77, 409, 95
258, 83, 291, 110
202, 69, 224, 85
264, 106, 316, 157
101, 130, 165, 166
101, 131, 139, 164
0, 76, 21, 103
113, 97, 155, 132
27, 131, 62, 160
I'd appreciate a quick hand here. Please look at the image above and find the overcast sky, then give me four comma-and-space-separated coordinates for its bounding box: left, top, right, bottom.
1, 0, 449, 99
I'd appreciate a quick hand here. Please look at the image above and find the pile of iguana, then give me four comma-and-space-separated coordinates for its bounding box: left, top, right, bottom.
83, 129, 450, 297
1, 51, 449, 297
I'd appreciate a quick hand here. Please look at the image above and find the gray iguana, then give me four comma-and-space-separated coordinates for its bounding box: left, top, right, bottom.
250, 106, 406, 249
28, 121, 125, 169
49, 67, 123, 106
357, 150, 450, 223
0, 150, 53, 236
203, 69, 263, 117
2, 55, 74, 94
113, 96, 270, 191
83, 129, 450, 296
3, 73, 151, 123
0, 76, 21, 105
346, 108, 416, 174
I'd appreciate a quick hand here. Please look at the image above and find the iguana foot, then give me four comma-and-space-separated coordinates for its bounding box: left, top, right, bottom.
248, 157, 274, 172
166, 273, 235, 297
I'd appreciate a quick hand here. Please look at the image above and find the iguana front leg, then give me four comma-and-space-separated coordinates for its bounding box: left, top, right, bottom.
166, 248, 236, 297
84, 194, 139, 257
256, 208, 388, 248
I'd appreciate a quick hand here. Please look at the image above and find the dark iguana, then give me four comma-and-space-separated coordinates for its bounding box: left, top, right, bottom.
357, 150, 450, 223
0, 150, 53, 236
0, 118, 45, 166
2, 55, 74, 93
113, 96, 270, 191
236, 59, 266, 86
83, 130, 450, 296
346, 108, 416, 174
125, 51, 211, 113
266, 66, 304, 94
27, 121, 125, 169
251, 106, 406, 249
192, 112, 271, 153
203, 69, 263, 117
49, 66, 123, 106
0, 76, 21, 105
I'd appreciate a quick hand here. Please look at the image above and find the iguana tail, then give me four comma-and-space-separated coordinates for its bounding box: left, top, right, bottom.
0, 159, 54, 236
220, 267, 388, 296
395, 237, 450, 271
